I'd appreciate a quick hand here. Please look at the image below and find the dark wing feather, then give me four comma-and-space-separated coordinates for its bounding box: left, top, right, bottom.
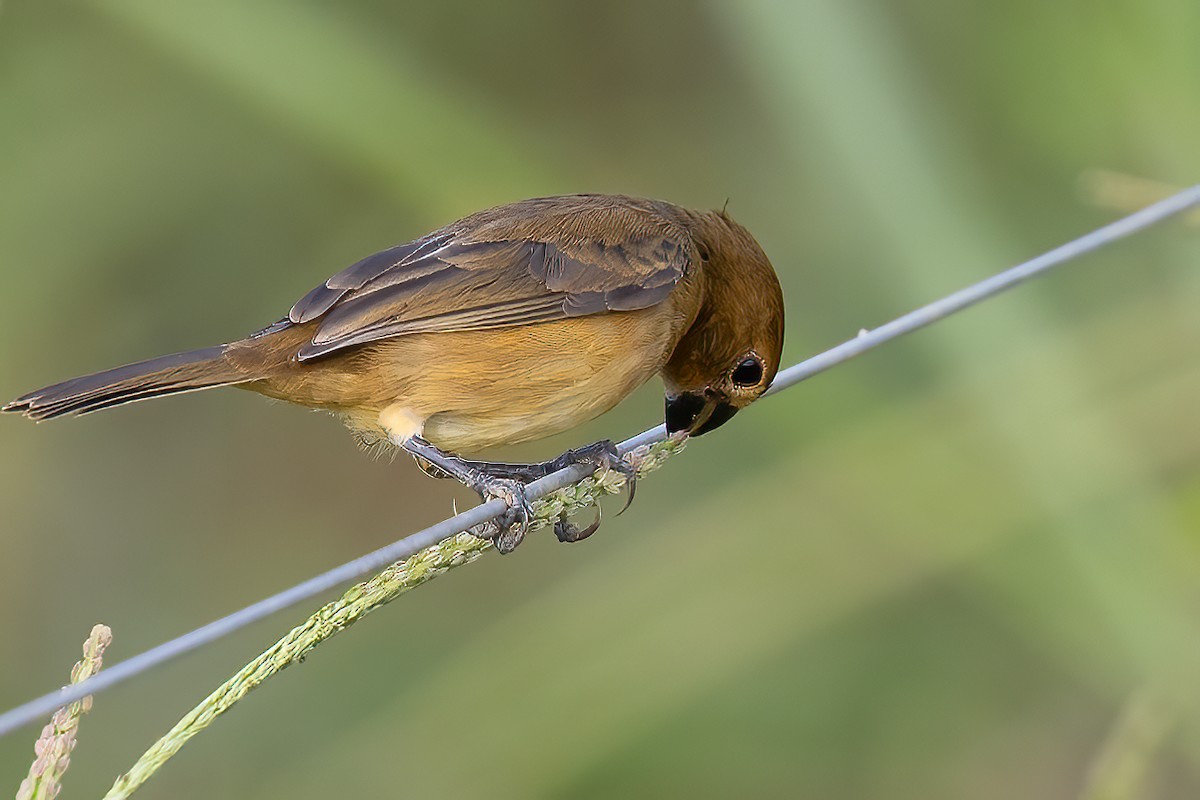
287, 198, 693, 361
288, 235, 453, 324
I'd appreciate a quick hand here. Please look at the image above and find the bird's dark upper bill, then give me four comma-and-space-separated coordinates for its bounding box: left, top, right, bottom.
665, 393, 739, 436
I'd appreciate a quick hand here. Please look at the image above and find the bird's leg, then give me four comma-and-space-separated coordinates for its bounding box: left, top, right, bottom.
449, 441, 634, 484
448, 440, 638, 544
400, 435, 533, 554
545, 440, 639, 512
418, 457, 548, 483
406, 439, 637, 547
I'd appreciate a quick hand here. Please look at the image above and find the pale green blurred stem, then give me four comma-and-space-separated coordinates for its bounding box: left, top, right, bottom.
102, 437, 684, 800
1079, 687, 1174, 800
17, 624, 113, 800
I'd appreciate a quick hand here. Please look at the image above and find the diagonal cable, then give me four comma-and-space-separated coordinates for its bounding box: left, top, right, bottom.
0, 185, 1197, 739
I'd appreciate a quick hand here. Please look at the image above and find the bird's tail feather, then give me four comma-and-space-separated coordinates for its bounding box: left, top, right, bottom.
3, 345, 251, 420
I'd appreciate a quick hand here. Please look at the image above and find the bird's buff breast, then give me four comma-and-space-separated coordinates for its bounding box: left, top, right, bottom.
422, 390, 618, 452
346, 310, 683, 453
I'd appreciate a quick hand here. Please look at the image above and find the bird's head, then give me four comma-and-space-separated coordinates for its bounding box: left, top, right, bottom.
663, 209, 785, 436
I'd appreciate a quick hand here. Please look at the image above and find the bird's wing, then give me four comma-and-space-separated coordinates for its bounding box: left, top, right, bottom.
285, 197, 694, 361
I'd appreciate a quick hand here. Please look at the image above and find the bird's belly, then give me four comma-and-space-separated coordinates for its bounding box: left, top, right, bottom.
422, 380, 626, 452
379, 312, 679, 453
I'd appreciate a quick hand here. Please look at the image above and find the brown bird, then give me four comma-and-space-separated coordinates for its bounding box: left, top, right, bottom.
4, 194, 785, 551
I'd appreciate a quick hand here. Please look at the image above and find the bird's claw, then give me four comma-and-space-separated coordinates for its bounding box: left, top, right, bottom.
608, 456, 638, 516
552, 440, 638, 515
471, 477, 533, 554
555, 505, 602, 543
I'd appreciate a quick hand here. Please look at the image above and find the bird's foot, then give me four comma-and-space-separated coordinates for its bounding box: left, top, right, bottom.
463, 440, 637, 543
469, 476, 534, 554
400, 436, 534, 553
401, 435, 635, 553
553, 506, 603, 543
547, 440, 638, 514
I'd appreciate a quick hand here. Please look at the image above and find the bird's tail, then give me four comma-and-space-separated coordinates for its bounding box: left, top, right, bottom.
3, 345, 253, 421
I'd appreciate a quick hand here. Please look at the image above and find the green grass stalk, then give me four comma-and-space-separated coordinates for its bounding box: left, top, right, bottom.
103, 435, 685, 799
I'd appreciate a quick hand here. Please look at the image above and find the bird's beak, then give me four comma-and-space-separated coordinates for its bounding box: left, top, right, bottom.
665, 392, 739, 436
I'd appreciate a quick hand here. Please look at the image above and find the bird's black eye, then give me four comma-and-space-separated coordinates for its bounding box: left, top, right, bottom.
731, 356, 763, 387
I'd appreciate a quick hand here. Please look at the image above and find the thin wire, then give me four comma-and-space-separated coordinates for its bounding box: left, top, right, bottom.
1, 185, 1197, 739
766, 185, 1200, 395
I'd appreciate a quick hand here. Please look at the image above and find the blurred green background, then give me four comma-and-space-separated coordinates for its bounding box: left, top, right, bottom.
2, 1, 1199, 797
